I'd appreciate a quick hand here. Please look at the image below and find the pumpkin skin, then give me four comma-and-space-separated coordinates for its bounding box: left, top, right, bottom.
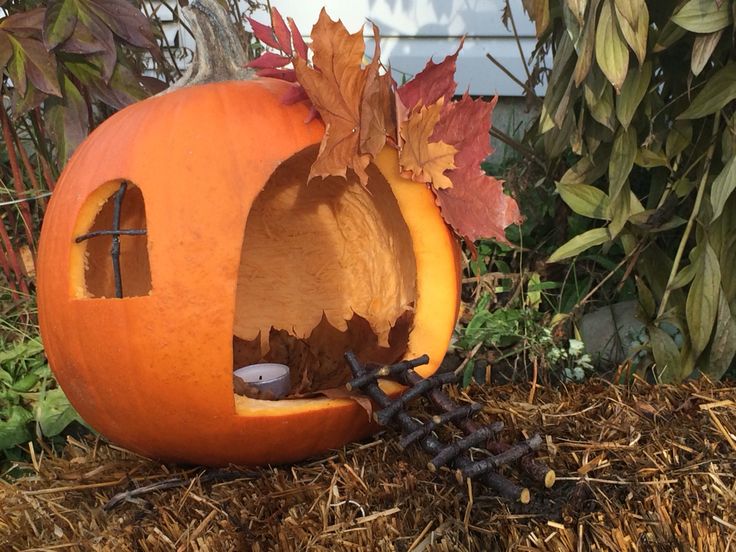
37, 78, 461, 466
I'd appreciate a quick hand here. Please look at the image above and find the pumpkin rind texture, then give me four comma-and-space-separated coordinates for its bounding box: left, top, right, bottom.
37, 78, 461, 466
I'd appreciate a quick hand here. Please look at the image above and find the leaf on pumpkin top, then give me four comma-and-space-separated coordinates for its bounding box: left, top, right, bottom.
247, 51, 291, 69
294, 9, 380, 184
397, 39, 463, 111
269, 8, 292, 56
288, 17, 308, 58
247, 8, 305, 70
432, 93, 494, 176
359, 25, 396, 157
399, 99, 458, 190
435, 172, 522, 243
430, 95, 522, 242
247, 16, 280, 49
360, 68, 396, 155
246, 9, 312, 108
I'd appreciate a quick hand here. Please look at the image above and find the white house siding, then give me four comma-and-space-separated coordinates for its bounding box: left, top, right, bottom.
145, 0, 540, 97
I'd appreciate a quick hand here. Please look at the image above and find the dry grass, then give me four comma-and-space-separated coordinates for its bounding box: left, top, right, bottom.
2, 378, 736, 551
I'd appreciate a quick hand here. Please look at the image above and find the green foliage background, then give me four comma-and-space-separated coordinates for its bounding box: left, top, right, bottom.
521, 0, 736, 382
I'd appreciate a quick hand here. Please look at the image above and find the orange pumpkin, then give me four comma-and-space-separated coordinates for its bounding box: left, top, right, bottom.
37, 11, 462, 464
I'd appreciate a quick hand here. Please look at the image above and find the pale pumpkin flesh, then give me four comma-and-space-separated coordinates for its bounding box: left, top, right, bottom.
38, 78, 460, 465
232, 145, 416, 394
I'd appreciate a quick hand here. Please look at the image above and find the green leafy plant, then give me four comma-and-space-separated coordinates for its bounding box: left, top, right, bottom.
519, 0, 736, 382
0, 331, 85, 469
0, 0, 165, 300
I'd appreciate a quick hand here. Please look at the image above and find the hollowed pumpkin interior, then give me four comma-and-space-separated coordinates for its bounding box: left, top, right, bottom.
232, 145, 417, 398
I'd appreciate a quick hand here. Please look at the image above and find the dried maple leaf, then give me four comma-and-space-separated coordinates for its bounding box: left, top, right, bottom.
294, 9, 380, 184
399, 99, 457, 190
430, 94, 521, 242
359, 48, 395, 156
432, 93, 494, 174
397, 38, 463, 111
435, 173, 521, 242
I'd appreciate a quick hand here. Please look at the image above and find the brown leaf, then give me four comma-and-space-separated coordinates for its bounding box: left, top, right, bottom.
360, 68, 395, 156
294, 9, 374, 184
691, 30, 723, 76
316, 388, 374, 419
399, 99, 458, 190
359, 25, 396, 157
522, 0, 551, 37
397, 39, 462, 111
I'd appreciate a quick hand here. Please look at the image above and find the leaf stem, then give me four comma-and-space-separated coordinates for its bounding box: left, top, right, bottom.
657, 111, 721, 319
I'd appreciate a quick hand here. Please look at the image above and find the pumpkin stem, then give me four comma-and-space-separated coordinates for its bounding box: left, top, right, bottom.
167, 0, 253, 91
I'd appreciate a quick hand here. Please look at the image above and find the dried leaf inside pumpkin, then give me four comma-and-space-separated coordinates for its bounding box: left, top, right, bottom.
233, 310, 412, 401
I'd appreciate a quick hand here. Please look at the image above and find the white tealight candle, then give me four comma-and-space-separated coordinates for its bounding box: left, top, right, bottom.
234, 363, 291, 399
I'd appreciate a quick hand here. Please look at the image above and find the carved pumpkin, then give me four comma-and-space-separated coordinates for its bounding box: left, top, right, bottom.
37, 5, 462, 466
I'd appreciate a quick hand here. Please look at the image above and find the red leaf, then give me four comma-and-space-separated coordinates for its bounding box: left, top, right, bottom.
281, 84, 308, 105
246, 51, 291, 69
246, 16, 280, 50
397, 38, 463, 111
270, 8, 292, 56
434, 172, 521, 242
432, 94, 495, 176
256, 68, 297, 82
429, 93, 521, 241
288, 16, 308, 58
